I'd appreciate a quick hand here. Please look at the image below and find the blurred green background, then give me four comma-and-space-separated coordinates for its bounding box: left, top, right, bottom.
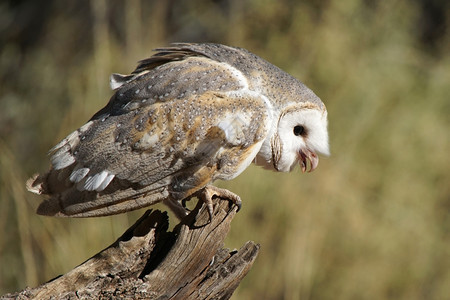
1, 0, 449, 299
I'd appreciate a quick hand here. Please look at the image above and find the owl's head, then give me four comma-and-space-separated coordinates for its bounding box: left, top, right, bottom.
270, 102, 329, 172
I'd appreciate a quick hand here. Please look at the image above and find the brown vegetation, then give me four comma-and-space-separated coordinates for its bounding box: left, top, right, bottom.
0, 1, 449, 299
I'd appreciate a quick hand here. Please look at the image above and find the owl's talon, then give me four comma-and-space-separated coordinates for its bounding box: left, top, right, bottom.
234, 198, 242, 212
181, 198, 191, 211
206, 202, 214, 223
196, 185, 241, 221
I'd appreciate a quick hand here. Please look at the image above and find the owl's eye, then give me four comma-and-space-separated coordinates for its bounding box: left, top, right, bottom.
293, 125, 305, 136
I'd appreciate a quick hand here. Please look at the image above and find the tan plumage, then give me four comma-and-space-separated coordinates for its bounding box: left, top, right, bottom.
27, 43, 329, 219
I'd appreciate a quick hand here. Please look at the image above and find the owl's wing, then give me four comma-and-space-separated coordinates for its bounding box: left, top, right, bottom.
28, 46, 272, 217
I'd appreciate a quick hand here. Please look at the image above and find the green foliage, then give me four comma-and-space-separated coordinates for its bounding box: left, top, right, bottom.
1, 0, 449, 299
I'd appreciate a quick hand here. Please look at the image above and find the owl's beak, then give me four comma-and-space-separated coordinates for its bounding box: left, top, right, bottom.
299, 149, 318, 173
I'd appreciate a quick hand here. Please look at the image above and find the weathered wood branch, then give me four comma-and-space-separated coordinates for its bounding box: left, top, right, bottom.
3, 199, 259, 299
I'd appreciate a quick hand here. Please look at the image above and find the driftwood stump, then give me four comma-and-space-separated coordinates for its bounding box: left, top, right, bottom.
3, 199, 259, 299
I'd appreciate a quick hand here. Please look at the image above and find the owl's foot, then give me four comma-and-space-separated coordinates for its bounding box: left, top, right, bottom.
195, 185, 242, 222
163, 197, 190, 220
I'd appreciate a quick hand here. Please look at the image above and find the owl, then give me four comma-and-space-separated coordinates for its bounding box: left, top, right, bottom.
27, 43, 329, 220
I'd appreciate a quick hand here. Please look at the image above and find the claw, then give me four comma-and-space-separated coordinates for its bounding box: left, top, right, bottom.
181, 198, 191, 211
234, 197, 242, 212
206, 202, 214, 223
195, 185, 242, 222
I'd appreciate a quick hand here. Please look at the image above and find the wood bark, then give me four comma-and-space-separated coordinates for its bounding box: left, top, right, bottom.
2, 199, 259, 299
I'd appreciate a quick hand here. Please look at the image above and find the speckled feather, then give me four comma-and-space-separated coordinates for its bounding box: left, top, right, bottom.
27, 43, 328, 218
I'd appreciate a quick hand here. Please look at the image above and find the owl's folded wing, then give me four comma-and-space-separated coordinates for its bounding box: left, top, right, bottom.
28, 49, 272, 217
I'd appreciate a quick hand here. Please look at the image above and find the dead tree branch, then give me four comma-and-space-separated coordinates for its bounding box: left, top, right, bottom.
3, 199, 259, 299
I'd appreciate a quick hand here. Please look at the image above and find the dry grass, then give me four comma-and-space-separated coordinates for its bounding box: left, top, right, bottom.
1, 0, 449, 299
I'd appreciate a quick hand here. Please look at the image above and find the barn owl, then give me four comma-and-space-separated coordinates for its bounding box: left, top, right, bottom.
27, 43, 329, 220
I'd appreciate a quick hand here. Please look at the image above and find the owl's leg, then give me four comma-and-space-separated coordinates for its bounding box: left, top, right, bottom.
163, 197, 189, 220
195, 185, 242, 221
